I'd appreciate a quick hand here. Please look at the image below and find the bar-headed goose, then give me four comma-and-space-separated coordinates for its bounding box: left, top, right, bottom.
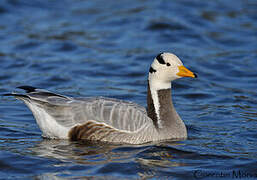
5, 52, 197, 144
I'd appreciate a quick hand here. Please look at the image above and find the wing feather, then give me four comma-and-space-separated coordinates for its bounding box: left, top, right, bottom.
15, 90, 152, 132
68, 120, 122, 141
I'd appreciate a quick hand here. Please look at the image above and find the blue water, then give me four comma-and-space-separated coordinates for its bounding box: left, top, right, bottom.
0, 0, 257, 179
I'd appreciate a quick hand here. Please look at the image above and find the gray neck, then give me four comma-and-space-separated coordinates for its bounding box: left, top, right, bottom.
147, 81, 181, 129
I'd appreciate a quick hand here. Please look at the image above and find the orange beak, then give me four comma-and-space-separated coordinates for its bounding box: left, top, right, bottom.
176, 65, 197, 78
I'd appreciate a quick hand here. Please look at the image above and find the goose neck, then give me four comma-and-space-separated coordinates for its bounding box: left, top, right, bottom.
147, 80, 175, 129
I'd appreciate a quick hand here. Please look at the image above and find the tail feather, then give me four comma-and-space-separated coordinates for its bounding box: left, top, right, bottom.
3, 85, 38, 98
3, 93, 30, 99
17, 86, 37, 93
4, 85, 69, 100
3, 93, 14, 96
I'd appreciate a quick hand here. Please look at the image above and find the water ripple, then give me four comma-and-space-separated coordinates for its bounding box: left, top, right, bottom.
0, 0, 256, 179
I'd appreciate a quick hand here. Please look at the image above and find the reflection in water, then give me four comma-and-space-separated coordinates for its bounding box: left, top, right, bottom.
29, 138, 237, 178
30, 139, 116, 163
30, 139, 193, 177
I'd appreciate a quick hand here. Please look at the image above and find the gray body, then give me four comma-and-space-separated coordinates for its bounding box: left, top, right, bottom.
11, 85, 186, 144
6, 52, 196, 144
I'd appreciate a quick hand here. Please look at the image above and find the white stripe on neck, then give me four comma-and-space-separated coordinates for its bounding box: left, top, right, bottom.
148, 73, 171, 128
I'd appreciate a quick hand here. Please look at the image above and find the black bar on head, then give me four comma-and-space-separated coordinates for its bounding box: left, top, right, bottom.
156, 53, 165, 64
149, 67, 157, 73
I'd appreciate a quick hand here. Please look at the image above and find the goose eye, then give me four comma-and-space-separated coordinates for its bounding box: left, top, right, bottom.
166, 63, 170, 66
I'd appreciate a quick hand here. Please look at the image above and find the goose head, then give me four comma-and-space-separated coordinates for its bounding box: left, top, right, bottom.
148, 52, 197, 90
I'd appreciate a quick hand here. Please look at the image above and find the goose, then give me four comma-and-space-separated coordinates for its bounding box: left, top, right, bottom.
5, 52, 197, 144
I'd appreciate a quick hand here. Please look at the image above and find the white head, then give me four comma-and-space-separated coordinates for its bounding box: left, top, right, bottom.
148, 52, 197, 91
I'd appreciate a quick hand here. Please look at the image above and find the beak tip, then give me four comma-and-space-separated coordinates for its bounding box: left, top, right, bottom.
194, 73, 198, 78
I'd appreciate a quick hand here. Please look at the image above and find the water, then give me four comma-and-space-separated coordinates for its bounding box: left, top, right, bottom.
0, 0, 257, 179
